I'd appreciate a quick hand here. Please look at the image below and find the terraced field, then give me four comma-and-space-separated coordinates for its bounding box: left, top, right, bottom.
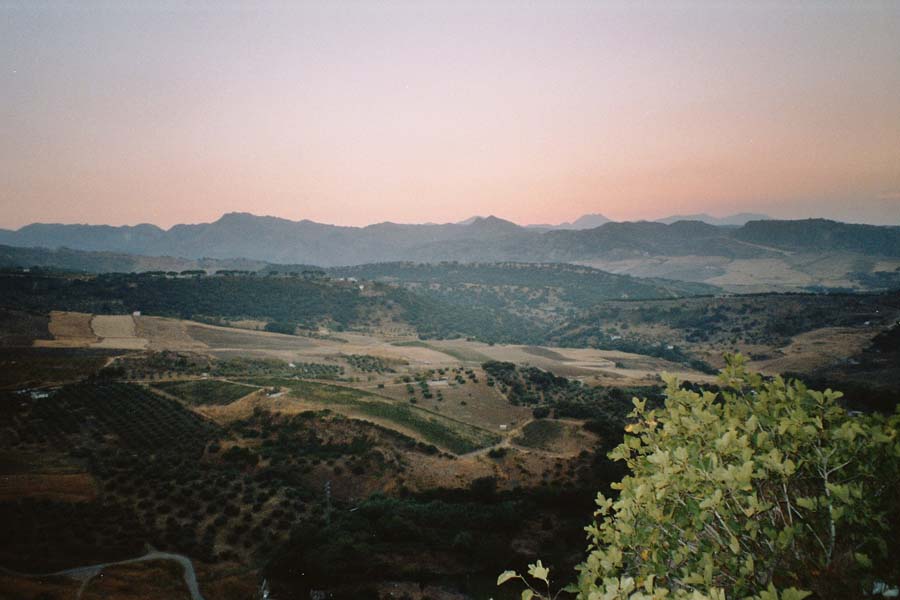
31, 312, 718, 388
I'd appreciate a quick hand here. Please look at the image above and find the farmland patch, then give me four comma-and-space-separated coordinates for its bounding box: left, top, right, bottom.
34, 310, 97, 347
151, 379, 257, 406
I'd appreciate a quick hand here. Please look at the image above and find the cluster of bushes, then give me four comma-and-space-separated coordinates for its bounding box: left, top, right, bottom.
99, 352, 342, 381
502, 356, 900, 600
265, 478, 605, 597
482, 361, 647, 425
344, 354, 393, 373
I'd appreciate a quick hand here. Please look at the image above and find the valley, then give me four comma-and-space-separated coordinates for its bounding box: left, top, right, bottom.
1, 259, 898, 599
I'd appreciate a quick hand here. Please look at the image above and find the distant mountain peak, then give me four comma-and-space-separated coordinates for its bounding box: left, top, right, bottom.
570, 213, 611, 228
473, 215, 505, 224
466, 215, 521, 231
216, 211, 291, 224
526, 213, 611, 230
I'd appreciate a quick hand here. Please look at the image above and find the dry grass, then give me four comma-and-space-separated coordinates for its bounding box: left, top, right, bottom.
750, 326, 878, 375
576, 252, 895, 293
521, 346, 572, 361
706, 258, 815, 288
225, 319, 268, 331
0, 451, 97, 502
512, 419, 592, 455
34, 311, 714, 389
137, 316, 207, 351
180, 317, 713, 385
33, 311, 97, 347
401, 450, 496, 491
873, 259, 900, 272
185, 323, 317, 351
91, 314, 137, 338
90, 315, 148, 349
365, 373, 531, 431
0, 473, 97, 502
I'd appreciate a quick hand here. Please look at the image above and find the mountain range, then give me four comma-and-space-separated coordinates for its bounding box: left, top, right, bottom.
523, 212, 768, 230
2, 213, 898, 266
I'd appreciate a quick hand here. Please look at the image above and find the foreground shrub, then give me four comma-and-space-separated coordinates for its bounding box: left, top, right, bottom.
501, 355, 900, 599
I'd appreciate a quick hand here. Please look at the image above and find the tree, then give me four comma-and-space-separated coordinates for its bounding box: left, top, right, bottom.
500, 355, 900, 600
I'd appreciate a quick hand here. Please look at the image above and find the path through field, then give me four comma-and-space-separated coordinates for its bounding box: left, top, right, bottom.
1, 550, 205, 600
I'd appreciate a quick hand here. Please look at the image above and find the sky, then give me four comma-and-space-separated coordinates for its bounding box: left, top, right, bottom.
1, 0, 899, 229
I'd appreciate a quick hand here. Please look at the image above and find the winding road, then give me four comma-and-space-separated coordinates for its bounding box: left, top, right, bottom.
2, 550, 205, 600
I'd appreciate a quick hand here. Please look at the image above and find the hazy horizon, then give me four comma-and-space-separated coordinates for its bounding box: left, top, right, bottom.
6, 208, 900, 231
3, 1, 899, 229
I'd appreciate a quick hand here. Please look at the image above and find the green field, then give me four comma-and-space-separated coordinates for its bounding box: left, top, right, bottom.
513, 419, 565, 450
238, 377, 500, 454
152, 379, 255, 405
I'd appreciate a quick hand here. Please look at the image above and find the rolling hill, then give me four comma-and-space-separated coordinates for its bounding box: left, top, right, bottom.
2, 214, 900, 291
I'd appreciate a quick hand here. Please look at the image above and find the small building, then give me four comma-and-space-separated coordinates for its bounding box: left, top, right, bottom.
132, 311, 141, 317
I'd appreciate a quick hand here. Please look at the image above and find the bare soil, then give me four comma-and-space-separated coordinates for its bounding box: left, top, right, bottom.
34, 311, 98, 348
90, 315, 148, 350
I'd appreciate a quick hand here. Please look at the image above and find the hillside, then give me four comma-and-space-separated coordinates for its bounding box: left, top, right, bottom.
0, 270, 388, 332
3, 216, 900, 295
0, 261, 720, 347
330, 262, 716, 296
0, 244, 295, 274
330, 262, 718, 319
735, 218, 900, 255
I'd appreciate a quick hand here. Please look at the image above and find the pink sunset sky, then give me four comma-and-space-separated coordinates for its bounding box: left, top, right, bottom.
1, 1, 899, 229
